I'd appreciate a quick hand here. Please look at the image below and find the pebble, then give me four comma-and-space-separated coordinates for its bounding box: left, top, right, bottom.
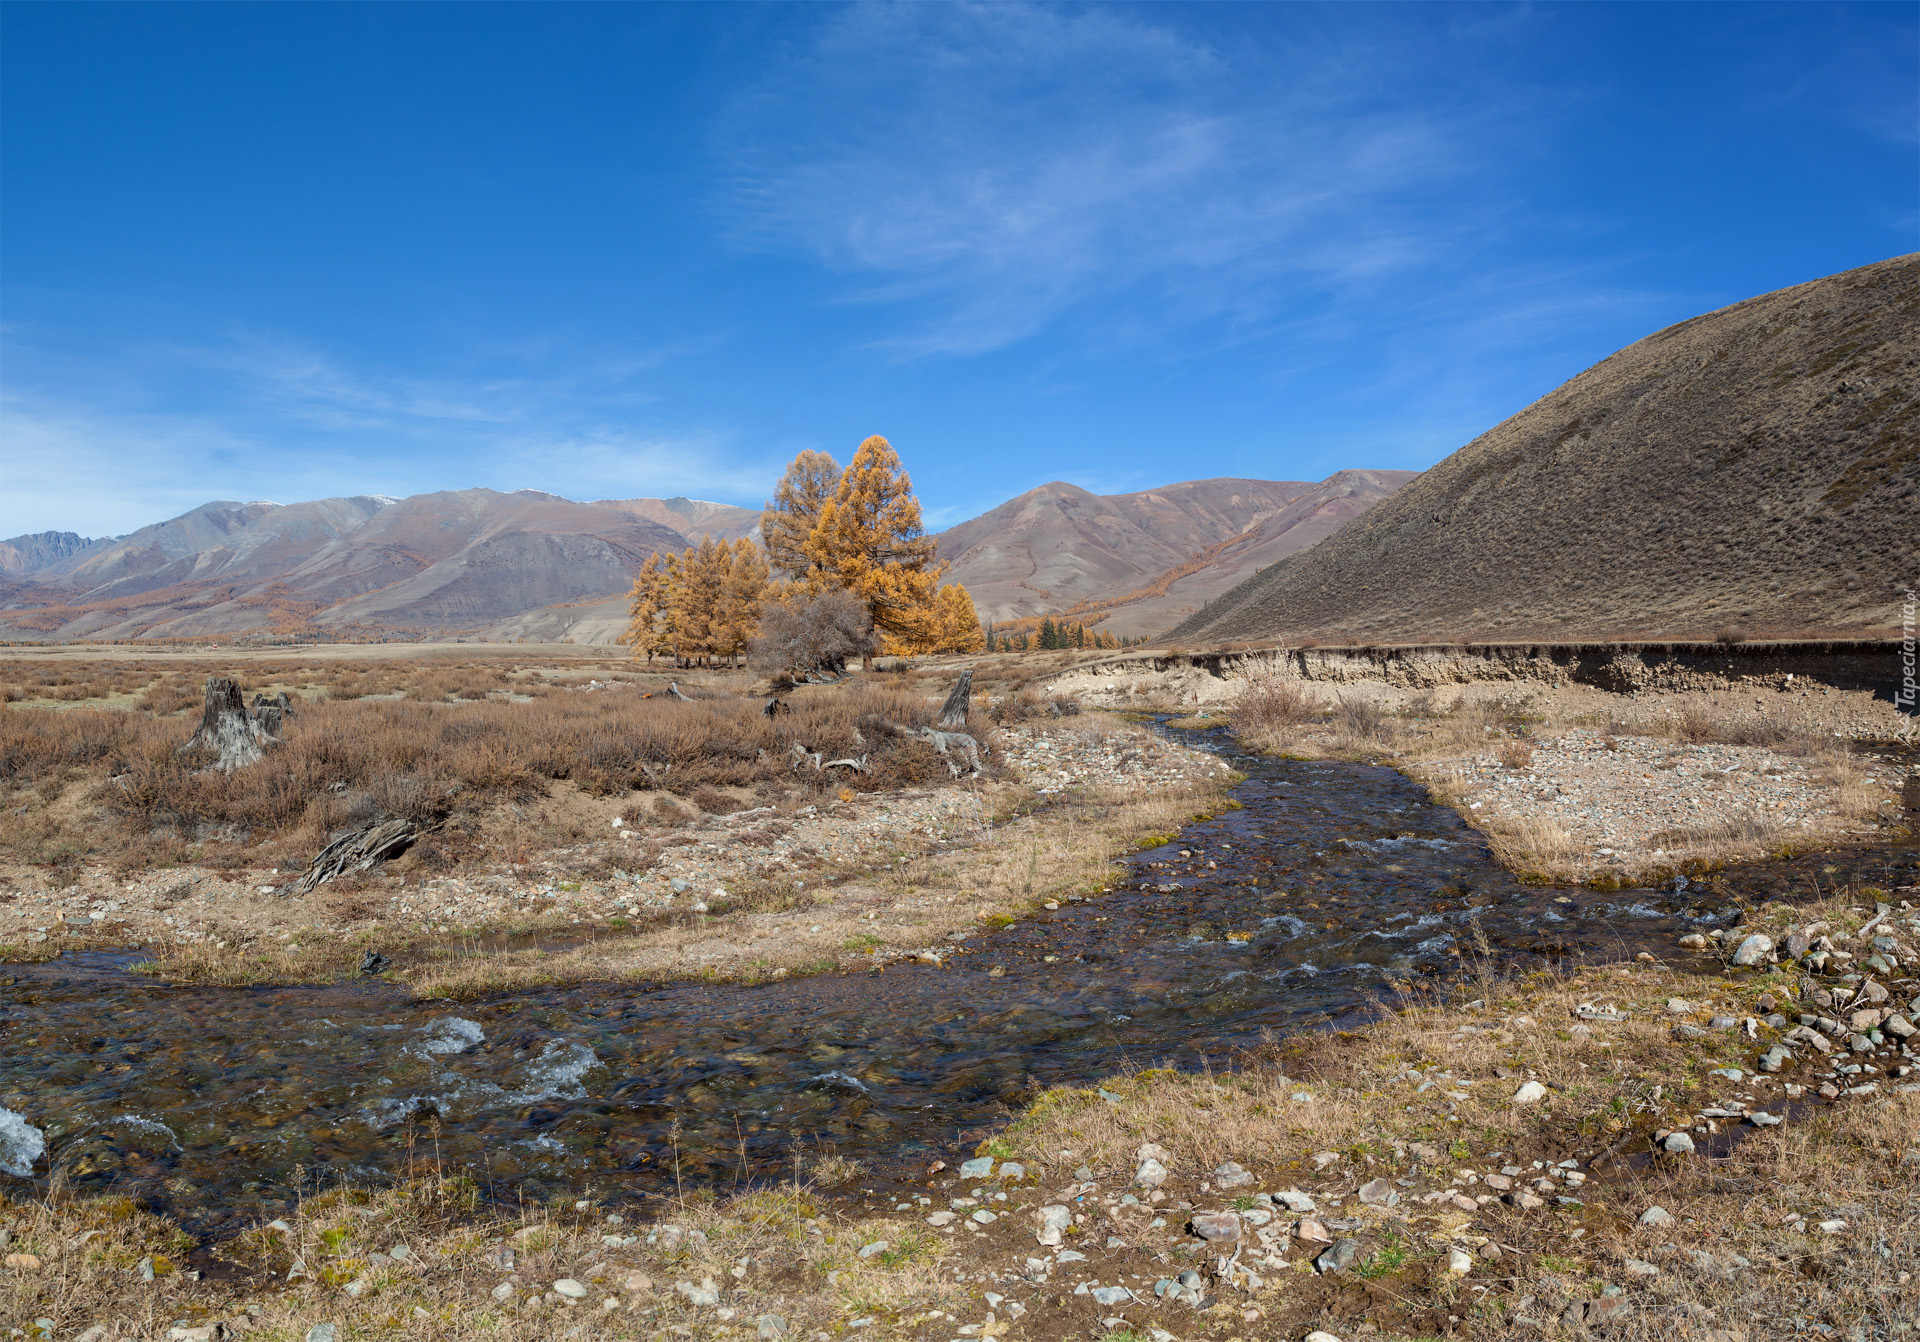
1731, 934, 1775, 967
1511, 1080, 1548, 1105
1134, 1157, 1168, 1188
857, 1241, 888, 1258
1357, 1177, 1399, 1206
1274, 1188, 1317, 1213
1315, 1239, 1360, 1274
675, 1277, 721, 1306
1210, 1160, 1253, 1190
553, 1278, 588, 1299
1446, 1249, 1472, 1276
958, 1157, 995, 1179
1640, 1206, 1674, 1227
1033, 1206, 1071, 1246
1189, 1212, 1242, 1242
1662, 1132, 1697, 1155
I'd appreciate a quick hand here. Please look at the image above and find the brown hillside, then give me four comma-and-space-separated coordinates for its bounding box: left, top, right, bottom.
1171, 254, 1920, 645
939, 471, 1413, 637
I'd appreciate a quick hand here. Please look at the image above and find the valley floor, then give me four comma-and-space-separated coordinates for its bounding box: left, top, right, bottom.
3, 645, 1917, 1341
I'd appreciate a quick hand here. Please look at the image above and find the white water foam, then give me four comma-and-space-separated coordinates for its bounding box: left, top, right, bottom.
360, 1038, 603, 1129
411, 1016, 486, 1056
0, 1107, 46, 1177
108, 1115, 181, 1150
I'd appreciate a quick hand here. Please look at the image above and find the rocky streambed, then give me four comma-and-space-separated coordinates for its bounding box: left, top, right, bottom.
0, 725, 1910, 1241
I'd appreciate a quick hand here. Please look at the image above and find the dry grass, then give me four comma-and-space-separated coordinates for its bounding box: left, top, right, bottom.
0, 1170, 967, 1341
387, 777, 1221, 1000
0, 678, 984, 870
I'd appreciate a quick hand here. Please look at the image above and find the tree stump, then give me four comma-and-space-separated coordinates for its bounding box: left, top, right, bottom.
938, 669, 973, 730
181, 677, 278, 773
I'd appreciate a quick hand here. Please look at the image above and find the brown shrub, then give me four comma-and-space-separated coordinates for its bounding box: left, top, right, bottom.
1229, 666, 1314, 731
1, 678, 950, 860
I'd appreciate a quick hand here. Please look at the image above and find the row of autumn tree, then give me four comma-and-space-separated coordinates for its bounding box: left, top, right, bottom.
622, 436, 985, 667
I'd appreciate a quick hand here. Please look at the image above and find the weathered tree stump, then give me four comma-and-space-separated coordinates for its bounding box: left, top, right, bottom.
181, 677, 281, 773
938, 669, 973, 730
295, 818, 417, 894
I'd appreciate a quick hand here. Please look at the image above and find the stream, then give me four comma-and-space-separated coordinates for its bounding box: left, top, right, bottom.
1, 725, 1910, 1238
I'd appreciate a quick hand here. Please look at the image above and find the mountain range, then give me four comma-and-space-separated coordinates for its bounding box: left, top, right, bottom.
1172, 253, 1920, 644
0, 470, 1407, 644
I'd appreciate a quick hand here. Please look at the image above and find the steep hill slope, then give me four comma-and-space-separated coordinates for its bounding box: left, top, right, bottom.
1170, 254, 1920, 645
939, 471, 1415, 635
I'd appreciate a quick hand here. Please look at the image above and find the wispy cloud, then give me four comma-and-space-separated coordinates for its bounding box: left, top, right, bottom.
720, 4, 1526, 358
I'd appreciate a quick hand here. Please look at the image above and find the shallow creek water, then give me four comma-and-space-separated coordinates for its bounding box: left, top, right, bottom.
1, 727, 1909, 1237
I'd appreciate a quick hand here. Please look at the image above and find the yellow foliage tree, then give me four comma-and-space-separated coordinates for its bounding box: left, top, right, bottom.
716, 537, 772, 665
624, 537, 771, 669
762, 449, 843, 580
620, 552, 676, 663
927, 582, 985, 653
804, 435, 947, 652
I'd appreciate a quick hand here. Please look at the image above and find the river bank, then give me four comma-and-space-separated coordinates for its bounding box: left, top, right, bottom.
5, 653, 1919, 1340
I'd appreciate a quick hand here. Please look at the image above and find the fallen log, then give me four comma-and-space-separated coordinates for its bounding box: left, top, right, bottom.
295, 818, 417, 894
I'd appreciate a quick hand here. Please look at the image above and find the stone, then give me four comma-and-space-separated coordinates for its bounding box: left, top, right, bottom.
1210, 1161, 1254, 1190
1511, 1080, 1548, 1105
1134, 1157, 1168, 1188
756, 1316, 789, 1339
1661, 1132, 1696, 1155
1885, 1013, 1916, 1039
4, 1253, 42, 1270
1731, 934, 1774, 966
490, 1283, 514, 1303
675, 1278, 721, 1307
958, 1156, 995, 1179
857, 1241, 888, 1258
1033, 1205, 1071, 1246
1188, 1212, 1241, 1243
1274, 1188, 1317, 1213
303, 1328, 338, 1342
1758, 1046, 1793, 1073
1666, 997, 1694, 1014
1055, 1249, 1087, 1263
1137, 1142, 1172, 1162
1090, 1286, 1134, 1306
1305, 1333, 1347, 1342
998, 1161, 1026, 1180
1295, 1218, 1332, 1244
1506, 1191, 1546, 1209
553, 1279, 588, 1299
1624, 1257, 1659, 1277
1850, 1008, 1884, 1032
1357, 1177, 1399, 1207
623, 1271, 652, 1291
1672, 1021, 1709, 1040
1446, 1248, 1472, 1276
1408, 1142, 1443, 1164
1678, 933, 1709, 949
1639, 1205, 1674, 1227
1315, 1238, 1360, 1274
970, 1209, 997, 1225
926, 1211, 957, 1227
1749, 1112, 1783, 1127
1482, 1173, 1512, 1191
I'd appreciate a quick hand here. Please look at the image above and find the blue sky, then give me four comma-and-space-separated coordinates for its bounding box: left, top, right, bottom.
3, 2, 1914, 538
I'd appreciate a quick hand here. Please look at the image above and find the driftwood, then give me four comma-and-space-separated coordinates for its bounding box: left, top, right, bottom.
785, 741, 867, 774
295, 818, 417, 894
937, 670, 972, 730
919, 728, 985, 778
181, 677, 286, 773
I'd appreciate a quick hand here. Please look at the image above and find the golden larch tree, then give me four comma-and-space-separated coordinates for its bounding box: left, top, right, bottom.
928, 583, 986, 653
762, 449, 842, 580
717, 537, 772, 666
806, 435, 945, 652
